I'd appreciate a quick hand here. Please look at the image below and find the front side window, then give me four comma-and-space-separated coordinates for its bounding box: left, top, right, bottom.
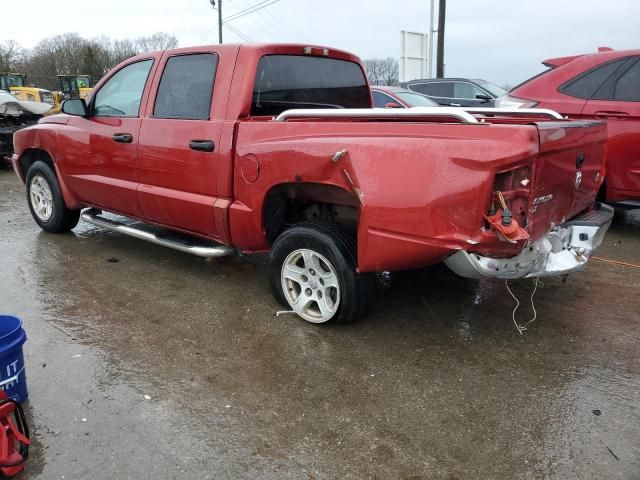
93, 60, 153, 117
453, 82, 485, 99
560, 59, 625, 99
154, 53, 218, 119
252, 55, 370, 116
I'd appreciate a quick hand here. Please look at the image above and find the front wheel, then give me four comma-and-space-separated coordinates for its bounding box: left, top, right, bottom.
269, 223, 375, 324
26, 161, 80, 233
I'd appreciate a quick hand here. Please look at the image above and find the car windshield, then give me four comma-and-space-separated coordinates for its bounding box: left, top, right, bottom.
472, 79, 506, 97
394, 91, 438, 107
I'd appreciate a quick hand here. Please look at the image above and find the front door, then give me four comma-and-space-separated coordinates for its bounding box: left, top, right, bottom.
137, 51, 224, 238
62, 59, 155, 217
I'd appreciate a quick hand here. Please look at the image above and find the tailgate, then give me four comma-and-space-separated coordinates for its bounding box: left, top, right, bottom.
527, 120, 607, 240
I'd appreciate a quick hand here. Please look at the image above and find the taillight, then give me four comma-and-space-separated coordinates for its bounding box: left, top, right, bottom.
495, 94, 539, 109
485, 165, 532, 243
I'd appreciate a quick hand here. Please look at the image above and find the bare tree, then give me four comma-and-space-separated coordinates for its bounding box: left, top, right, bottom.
0, 40, 25, 71
136, 33, 179, 53
364, 58, 399, 86
364, 59, 383, 86
5, 32, 179, 91
380, 57, 399, 86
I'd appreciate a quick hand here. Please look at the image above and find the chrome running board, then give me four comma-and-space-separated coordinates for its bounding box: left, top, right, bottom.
81, 209, 235, 258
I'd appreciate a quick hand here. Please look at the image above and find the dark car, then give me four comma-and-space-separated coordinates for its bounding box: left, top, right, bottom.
496, 47, 640, 206
371, 86, 439, 108
402, 78, 507, 107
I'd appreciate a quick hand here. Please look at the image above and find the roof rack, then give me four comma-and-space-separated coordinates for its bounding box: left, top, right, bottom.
275, 107, 480, 124
462, 107, 565, 120
274, 106, 565, 123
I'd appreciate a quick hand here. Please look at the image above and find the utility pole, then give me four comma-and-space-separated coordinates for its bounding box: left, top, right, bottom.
428, 0, 435, 78
210, 0, 223, 44
436, 0, 446, 78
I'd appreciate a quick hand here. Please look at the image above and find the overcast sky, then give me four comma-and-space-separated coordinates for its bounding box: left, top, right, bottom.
5, 0, 639, 86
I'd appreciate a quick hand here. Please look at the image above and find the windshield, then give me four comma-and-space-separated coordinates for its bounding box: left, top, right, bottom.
472, 79, 506, 97
252, 55, 370, 116
2, 74, 25, 89
395, 91, 438, 107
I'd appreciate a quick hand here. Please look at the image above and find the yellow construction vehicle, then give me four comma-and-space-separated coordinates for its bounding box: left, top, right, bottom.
51, 75, 93, 114
0, 73, 55, 111
57, 75, 93, 100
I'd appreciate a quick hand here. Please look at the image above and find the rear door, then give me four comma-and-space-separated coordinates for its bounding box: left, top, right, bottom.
137, 50, 229, 240
580, 56, 640, 202
62, 58, 155, 217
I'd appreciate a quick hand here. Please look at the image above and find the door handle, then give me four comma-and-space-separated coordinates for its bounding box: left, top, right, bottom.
189, 140, 215, 152
593, 110, 629, 119
112, 133, 133, 143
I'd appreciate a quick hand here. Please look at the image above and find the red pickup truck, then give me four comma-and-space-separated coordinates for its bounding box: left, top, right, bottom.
11, 44, 613, 324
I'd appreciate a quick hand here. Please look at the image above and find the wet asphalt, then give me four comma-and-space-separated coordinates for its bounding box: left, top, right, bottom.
0, 169, 639, 479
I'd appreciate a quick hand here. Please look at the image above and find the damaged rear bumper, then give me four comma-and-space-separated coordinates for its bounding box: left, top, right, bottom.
444, 203, 614, 279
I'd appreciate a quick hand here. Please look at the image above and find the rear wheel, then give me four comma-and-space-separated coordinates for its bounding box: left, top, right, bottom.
26, 161, 80, 233
269, 223, 375, 324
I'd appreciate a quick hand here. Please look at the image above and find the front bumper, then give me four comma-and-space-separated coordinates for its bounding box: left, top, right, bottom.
444, 203, 614, 279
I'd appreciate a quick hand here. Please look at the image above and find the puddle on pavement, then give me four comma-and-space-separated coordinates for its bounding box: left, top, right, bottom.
1, 171, 638, 478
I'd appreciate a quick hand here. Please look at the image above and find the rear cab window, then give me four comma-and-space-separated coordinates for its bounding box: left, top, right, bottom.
251, 55, 370, 116
154, 53, 218, 119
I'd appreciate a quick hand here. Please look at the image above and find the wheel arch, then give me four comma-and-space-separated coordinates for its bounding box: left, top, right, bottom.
20, 148, 81, 209
262, 182, 361, 246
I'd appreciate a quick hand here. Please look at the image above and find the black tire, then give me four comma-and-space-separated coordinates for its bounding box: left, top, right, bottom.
269, 222, 376, 324
25, 161, 80, 233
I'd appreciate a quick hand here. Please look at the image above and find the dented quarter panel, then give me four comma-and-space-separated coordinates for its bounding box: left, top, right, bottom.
231, 120, 542, 272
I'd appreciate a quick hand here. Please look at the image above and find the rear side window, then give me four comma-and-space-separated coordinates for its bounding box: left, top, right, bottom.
94, 60, 153, 117
251, 55, 370, 116
613, 59, 640, 101
411, 82, 452, 98
560, 59, 625, 99
154, 53, 218, 119
372, 90, 396, 107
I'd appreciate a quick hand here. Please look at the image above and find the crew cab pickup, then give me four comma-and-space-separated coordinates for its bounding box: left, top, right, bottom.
11, 44, 614, 324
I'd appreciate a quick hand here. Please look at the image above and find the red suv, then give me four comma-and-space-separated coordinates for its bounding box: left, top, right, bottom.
497, 47, 640, 207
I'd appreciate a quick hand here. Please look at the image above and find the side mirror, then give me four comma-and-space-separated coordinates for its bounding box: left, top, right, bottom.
475, 93, 492, 101
384, 102, 403, 109
61, 98, 87, 116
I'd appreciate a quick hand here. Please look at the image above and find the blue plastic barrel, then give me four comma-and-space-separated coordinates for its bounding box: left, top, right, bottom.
0, 316, 28, 403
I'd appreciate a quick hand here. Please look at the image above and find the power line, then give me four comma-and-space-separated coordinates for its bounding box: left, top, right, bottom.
262, 3, 304, 41
235, 0, 297, 42
223, 23, 253, 42
224, 0, 281, 22
223, 0, 272, 21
